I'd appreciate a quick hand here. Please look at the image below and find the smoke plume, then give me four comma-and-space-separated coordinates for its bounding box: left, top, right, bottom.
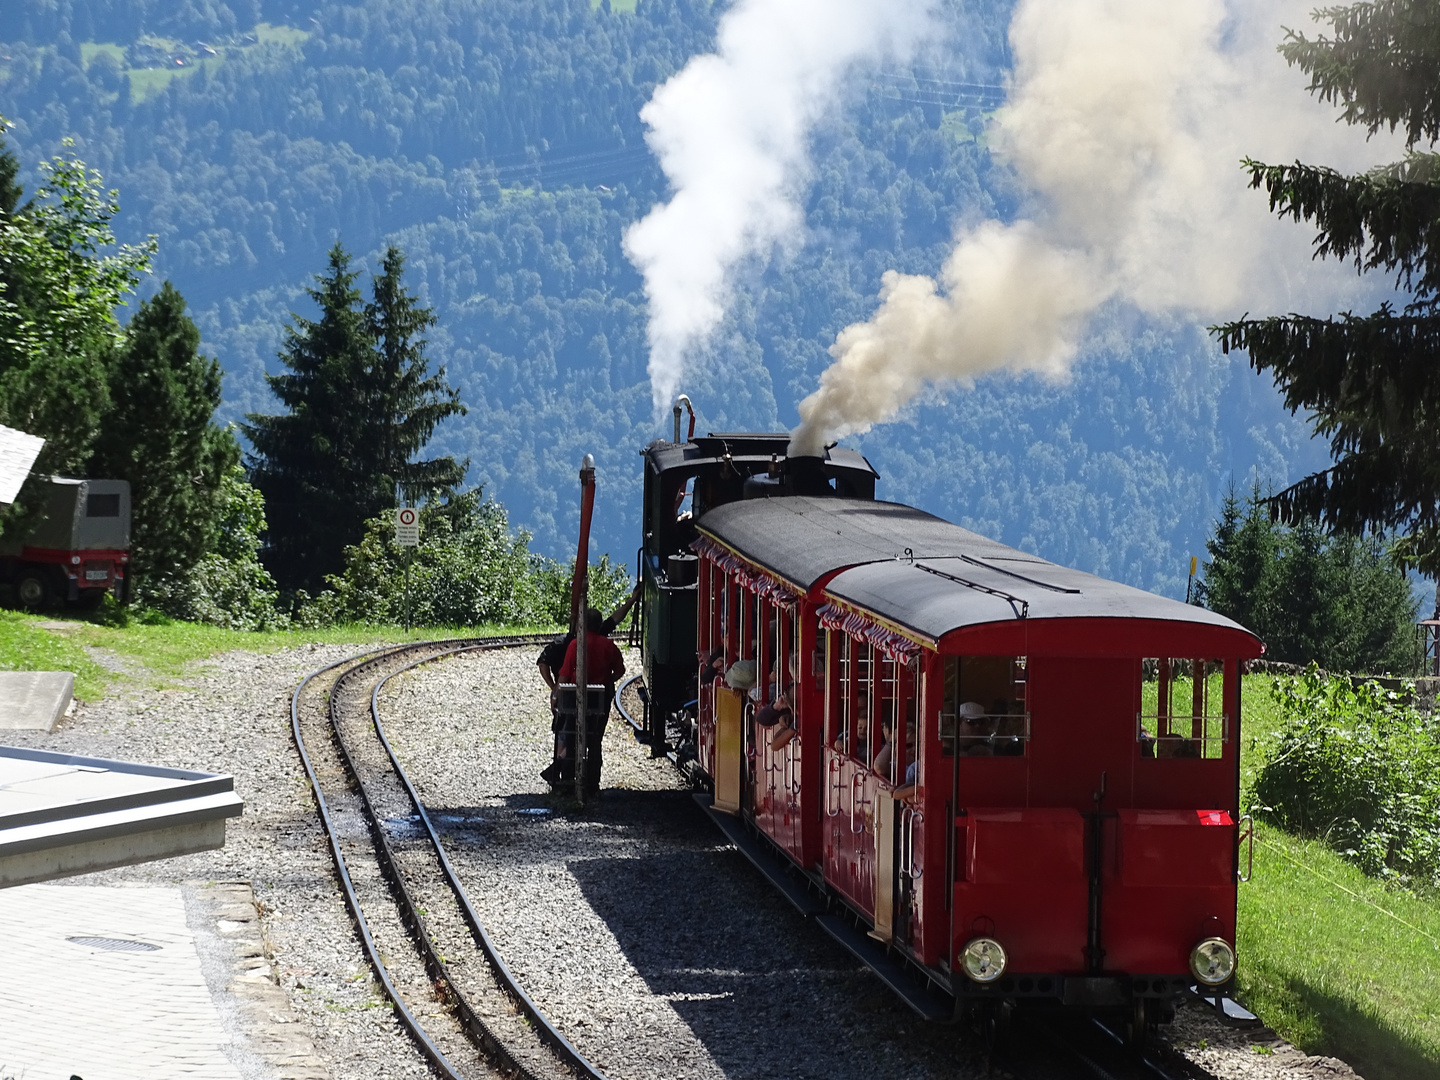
790, 0, 1404, 456
625, 0, 938, 414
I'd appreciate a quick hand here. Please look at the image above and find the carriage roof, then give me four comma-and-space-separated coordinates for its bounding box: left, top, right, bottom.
695, 497, 1259, 652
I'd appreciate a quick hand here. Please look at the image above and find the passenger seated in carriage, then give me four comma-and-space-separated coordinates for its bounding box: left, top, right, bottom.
698, 648, 726, 686
1156, 731, 1200, 758
754, 654, 801, 750
956, 700, 995, 755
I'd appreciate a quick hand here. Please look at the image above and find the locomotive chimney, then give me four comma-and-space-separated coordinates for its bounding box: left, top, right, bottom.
784, 453, 832, 497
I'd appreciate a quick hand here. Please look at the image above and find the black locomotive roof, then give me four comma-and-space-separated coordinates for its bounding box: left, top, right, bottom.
643, 435, 877, 479
696, 497, 1252, 641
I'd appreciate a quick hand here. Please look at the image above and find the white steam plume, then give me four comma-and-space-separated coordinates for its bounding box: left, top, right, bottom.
625, 0, 938, 414
790, 0, 1405, 456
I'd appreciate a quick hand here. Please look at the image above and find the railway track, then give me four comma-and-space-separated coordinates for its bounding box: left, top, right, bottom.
290, 635, 612, 1080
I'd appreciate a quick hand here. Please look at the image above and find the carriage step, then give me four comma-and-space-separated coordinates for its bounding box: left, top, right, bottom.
694, 793, 822, 915
812, 914, 954, 1021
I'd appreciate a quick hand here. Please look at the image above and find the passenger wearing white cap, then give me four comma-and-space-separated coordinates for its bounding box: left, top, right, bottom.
957, 700, 996, 755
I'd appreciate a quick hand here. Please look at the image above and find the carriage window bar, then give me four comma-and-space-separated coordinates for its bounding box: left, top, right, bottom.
827, 630, 916, 783
1138, 658, 1227, 759
939, 655, 1029, 758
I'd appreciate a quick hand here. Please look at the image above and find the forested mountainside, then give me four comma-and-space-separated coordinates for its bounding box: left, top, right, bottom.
0, 0, 1320, 594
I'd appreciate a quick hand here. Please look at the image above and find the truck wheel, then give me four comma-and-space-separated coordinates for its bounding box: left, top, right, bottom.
15, 570, 51, 610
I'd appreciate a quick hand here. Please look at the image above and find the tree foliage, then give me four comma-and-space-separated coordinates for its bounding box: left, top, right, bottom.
1215, 1, 1440, 574
1199, 483, 1421, 673
87, 281, 240, 592
364, 246, 467, 502
0, 119, 153, 538
314, 488, 631, 628
136, 462, 284, 628
243, 242, 464, 593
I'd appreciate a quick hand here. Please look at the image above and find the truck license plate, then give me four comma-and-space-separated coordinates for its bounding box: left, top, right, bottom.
85, 570, 109, 581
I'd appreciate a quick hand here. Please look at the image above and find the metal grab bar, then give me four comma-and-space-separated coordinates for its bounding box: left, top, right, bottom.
898, 805, 913, 878
850, 772, 865, 835
826, 756, 843, 818
910, 810, 923, 879
1238, 814, 1255, 882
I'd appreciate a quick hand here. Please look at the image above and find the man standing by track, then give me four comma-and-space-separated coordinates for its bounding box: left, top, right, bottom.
557, 607, 626, 797
537, 585, 638, 788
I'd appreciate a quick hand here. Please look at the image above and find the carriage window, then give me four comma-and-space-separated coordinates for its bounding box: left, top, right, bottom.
1139, 658, 1226, 759
830, 632, 873, 761
812, 630, 826, 690
874, 654, 916, 786
940, 656, 1029, 757
830, 631, 851, 752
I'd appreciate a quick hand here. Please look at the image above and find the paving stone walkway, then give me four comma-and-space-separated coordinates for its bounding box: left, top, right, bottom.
0, 883, 243, 1080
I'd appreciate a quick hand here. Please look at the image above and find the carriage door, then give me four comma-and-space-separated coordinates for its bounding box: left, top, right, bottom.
822, 632, 880, 918
874, 653, 916, 942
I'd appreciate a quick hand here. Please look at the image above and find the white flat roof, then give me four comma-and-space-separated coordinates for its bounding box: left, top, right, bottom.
0, 746, 244, 888
0, 423, 45, 505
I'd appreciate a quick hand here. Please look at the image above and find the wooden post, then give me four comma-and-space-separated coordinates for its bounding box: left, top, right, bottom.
573, 454, 596, 803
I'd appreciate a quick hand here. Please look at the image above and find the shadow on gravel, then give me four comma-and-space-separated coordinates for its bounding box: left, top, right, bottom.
545, 788, 982, 1080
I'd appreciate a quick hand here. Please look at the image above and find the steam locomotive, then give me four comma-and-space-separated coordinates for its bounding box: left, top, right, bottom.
632, 412, 1259, 1040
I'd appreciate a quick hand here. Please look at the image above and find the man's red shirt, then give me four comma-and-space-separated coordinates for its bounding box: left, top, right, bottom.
560, 634, 625, 685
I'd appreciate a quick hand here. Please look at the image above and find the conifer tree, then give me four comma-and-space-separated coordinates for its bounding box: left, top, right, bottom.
1199, 484, 1419, 673
89, 282, 239, 592
1214, 1, 1440, 574
244, 243, 465, 594
365, 246, 467, 502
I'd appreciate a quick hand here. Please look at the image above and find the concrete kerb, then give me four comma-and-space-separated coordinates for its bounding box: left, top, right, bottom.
0, 671, 74, 731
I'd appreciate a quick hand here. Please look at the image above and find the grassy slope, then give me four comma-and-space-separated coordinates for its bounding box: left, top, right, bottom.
81, 23, 311, 102
1237, 674, 1440, 1080
0, 609, 553, 699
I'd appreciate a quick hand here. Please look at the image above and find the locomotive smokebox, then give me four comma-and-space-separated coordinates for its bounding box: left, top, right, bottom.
784, 454, 833, 497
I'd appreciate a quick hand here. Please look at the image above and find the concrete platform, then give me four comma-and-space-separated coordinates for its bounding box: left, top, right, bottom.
0, 670, 74, 731
0, 882, 244, 1079
0, 745, 244, 888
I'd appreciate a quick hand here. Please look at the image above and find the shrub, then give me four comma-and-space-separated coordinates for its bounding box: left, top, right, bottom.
1254, 667, 1440, 890
134, 465, 286, 630
314, 489, 632, 628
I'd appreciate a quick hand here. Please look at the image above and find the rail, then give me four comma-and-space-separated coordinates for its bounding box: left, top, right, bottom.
291, 634, 612, 1080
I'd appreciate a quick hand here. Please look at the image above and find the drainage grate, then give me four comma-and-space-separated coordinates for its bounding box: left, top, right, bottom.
66, 935, 161, 953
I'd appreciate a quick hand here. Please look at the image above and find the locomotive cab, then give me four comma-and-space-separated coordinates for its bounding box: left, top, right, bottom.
637, 432, 876, 752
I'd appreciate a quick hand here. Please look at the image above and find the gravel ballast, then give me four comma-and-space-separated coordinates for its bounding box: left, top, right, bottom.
1, 639, 1368, 1080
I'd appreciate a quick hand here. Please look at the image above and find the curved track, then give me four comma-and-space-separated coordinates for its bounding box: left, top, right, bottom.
290, 636, 613, 1080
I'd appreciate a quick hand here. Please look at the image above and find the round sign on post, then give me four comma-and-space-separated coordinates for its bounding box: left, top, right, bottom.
394, 506, 420, 546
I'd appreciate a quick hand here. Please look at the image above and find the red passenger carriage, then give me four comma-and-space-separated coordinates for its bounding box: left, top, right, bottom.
677, 491, 1260, 1033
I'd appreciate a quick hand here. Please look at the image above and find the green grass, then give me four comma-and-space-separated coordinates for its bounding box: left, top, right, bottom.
1237, 673, 1440, 1080
125, 62, 218, 101
0, 608, 554, 701
80, 42, 125, 66
254, 22, 310, 46
0, 610, 111, 701
76, 22, 311, 102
